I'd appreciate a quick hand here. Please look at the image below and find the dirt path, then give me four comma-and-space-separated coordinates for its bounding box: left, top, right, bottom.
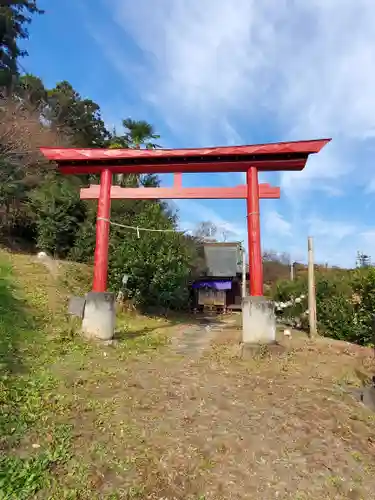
64, 326, 375, 499
172, 316, 233, 357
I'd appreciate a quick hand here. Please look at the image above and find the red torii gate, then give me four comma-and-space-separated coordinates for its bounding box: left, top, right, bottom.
40, 139, 330, 297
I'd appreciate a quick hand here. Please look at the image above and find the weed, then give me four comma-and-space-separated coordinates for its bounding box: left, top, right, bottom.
0, 257, 74, 498
351, 451, 363, 462
327, 475, 344, 489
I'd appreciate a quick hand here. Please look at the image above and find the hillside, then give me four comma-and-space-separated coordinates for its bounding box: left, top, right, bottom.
1, 250, 375, 499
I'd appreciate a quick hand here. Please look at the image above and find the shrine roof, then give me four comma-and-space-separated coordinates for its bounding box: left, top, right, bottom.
40, 138, 331, 174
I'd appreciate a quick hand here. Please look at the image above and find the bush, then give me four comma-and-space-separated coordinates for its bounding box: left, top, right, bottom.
28, 173, 86, 258
272, 268, 375, 346
108, 206, 196, 311
69, 198, 199, 311
350, 267, 375, 345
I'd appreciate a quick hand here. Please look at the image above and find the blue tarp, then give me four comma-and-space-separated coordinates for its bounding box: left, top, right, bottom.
192, 280, 232, 291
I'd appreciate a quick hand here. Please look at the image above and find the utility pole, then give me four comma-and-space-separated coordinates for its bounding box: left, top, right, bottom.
308, 236, 317, 338
290, 258, 294, 281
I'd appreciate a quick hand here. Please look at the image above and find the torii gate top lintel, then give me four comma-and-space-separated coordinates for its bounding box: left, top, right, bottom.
39, 138, 331, 296
40, 138, 331, 174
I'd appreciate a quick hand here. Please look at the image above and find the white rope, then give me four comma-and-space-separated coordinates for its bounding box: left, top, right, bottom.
96, 216, 250, 237
97, 217, 187, 234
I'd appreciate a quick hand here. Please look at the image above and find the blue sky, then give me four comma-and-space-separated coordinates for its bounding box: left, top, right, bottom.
23, 0, 375, 267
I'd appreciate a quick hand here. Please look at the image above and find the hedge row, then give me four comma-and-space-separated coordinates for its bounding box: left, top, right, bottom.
271, 267, 375, 346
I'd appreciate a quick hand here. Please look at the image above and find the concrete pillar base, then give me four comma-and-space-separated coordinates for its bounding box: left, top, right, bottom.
242, 296, 276, 344
82, 292, 115, 341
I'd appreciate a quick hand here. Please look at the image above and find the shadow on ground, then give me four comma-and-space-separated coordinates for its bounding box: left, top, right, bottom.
114, 324, 176, 341
0, 260, 37, 375
114, 310, 236, 342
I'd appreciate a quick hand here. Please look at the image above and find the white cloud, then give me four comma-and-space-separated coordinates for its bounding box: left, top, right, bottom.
173, 199, 246, 241
280, 141, 350, 198
276, 2, 375, 139
258, 210, 370, 268
307, 217, 356, 241
100, 0, 271, 144
365, 178, 375, 194
84, 0, 375, 266
263, 210, 292, 238
360, 230, 375, 246
94, 0, 375, 195
284, 217, 375, 268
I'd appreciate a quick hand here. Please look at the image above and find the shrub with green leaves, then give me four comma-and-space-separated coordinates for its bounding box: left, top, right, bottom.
28, 173, 86, 258
108, 203, 196, 311
272, 268, 375, 346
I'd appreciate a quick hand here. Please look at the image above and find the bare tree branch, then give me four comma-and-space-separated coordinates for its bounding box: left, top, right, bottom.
0, 95, 67, 170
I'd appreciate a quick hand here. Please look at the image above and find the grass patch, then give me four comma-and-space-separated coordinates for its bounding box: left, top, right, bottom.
0, 251, 171, 498
0, 260, 30, 374
0, 257, 75, 498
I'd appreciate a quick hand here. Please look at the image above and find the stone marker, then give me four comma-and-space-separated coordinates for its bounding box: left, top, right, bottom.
68, 296, 86, 319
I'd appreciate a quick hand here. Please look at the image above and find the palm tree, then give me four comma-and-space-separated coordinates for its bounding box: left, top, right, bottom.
121, 118, 161, 149
109, 119, 161, 185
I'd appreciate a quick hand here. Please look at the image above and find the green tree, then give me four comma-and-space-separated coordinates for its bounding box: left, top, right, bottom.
120, 118, 161, 149
108, 202, 194, 310
28, 173, 86, 257
0, 154, 32, 237
272, 268, 375, 346
67, 204, 97, 263
23, 80, 111, 255
0, 1, 43, 88
46, 81, 109, 147
107, 126, 128, 149
109, 118, 161, 186
0, 5, 201, 312
70, 191, 202, 311
14, 76, 108, 149
15, 73, 47, 109
5, 77, 111, 255
0, 89, 62, 244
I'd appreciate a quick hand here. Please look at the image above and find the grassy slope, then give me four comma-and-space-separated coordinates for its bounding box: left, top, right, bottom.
1, 250, 375, 499
0, 250, 171, 499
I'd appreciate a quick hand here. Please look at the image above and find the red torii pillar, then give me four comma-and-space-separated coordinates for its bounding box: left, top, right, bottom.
93, 168, 112, 293
247, 166, 263, 296
40, 139, 331, 297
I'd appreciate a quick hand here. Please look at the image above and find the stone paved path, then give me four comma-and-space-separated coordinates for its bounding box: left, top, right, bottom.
173, 316, 237, 357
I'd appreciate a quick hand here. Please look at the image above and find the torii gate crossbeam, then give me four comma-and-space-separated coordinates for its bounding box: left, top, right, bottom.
40, 138, 330, 297
80, 182, 280, 200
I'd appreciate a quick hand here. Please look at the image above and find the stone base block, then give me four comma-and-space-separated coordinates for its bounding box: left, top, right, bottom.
242, 296, 276, 344
82, 292, 115, 341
